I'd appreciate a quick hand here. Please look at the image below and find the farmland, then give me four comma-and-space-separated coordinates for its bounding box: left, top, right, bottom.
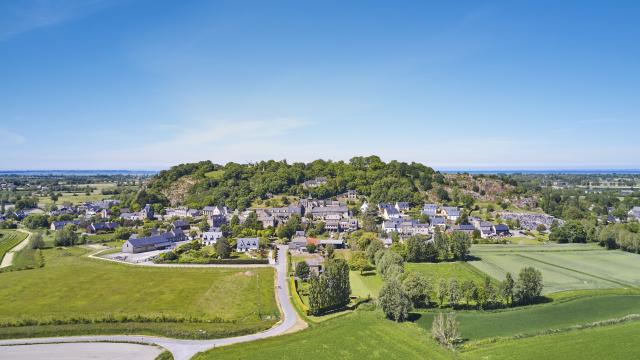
462, 320, 640, 360
415, 293, 640, 341
0, 247, 278, 339
469, 244, 640, 293
193, 310, 452, 360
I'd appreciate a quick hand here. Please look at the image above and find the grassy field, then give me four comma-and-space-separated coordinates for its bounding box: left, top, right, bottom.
0, 247, 278, 339
469, 244, 640, 293
37, 182, 117, 206
204, 170, 225, 179
349, 270, 384, 299
193, 310, 452, 360
462, 320, 640, 360
0, 230, 28, 262
415, 294, 640, 341
406, 261, 490, 284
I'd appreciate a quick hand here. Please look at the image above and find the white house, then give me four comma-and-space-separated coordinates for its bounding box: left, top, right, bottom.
236, 237, 259, 252
202, 228, 223, 246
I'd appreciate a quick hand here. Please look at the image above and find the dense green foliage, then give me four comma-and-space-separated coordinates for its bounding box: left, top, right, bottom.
308, 259, 351, 315
148, 156, 440, 209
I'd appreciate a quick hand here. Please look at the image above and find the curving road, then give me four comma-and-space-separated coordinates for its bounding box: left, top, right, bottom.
0, 245, 304, 360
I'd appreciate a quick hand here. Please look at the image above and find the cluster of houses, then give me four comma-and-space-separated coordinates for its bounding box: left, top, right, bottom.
378, 202, 511, 239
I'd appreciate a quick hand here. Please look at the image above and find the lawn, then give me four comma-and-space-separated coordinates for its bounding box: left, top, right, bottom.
462, 320, 640, 360
349, 270, 383, 299
469, 244, 640, 294
193, 310, 453, 360
0, 247, 278, 339
415, 294, 640, 341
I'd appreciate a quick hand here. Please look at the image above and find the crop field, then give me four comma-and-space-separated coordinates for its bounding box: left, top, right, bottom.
0, 247, 278, 339
415, 293, 640, 341
193, 311, 452, 360
462, 320, 640, 360
469, 244, 640, 294
0, 230, 28, 262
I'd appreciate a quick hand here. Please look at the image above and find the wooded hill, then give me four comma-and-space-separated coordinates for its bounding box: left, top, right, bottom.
147, 156, 445, 210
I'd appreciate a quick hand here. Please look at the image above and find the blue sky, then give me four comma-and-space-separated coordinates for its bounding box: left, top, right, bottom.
1, 0, 639, 170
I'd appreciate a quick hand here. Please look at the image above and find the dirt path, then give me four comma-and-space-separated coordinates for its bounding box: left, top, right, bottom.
0, 229, 32, 268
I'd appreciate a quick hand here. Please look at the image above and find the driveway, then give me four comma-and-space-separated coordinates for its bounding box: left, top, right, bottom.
0, 245, 304, 360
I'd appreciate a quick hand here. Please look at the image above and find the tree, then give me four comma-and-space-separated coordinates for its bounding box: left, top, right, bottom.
450, 231, 471, 261
29, 232, 45, 249
483, 277, 498, 308
514, 267, 543, 305
402, 271, 431, 307
549, 221, 587, 243
405, 235, 437, 262
501, 272, 515, 305
448, 279, 460, 308
22, 214, 49, 229
216, 238, 231, 259
54, 224, 78, 246
365, 239, 384, 263
377, 251, 404, 276
378, 278, 412, 322
382, 264, 404, 281
432, 313, 461, 348
308, 259, 351, 315
114, 227, 132, 240
348, 251, 372, 274
295, 261, 310, 280
461, 280, 476, 306
306, 244, 317, 253
437, 278, 448, 307
363, 206, 381, 232
325, 244, 335, 259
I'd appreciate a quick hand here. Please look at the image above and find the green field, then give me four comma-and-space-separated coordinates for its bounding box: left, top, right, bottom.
193, 311, 452, 360
469, 244, 640, 293
415, 294, 640, 341
0, 247, 278, 339
406, 261, 490, 284
462, 320, 640, 360
0, 230, 28, 262
349, 270, 384, 299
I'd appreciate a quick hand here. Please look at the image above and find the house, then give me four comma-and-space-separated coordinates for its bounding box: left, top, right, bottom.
346, 190, 358, 200
360, 201, 369, 213
290, 236, 309, 251
493, 224, 511, 236
319, 239, 345, 249
379, 203, 400, 220
202, 206, 228, 217
303, 177, 328, 188
305, 258, 324, 276
202, 228, 223, 246
422, 204, 438, 217
87, 221, 118, 233
473, 220, 495, 238
628, 207, 640, 220
50, 220, 81, 231
122, 235, 173, 254
442, 207, 461, 221
382, 237, 393, 248
140, 204, 154, 220
395, 202, 410, 213
453, 224, 475, 235
429, 216, 446, 230
172, 220, 190, 230
237, 237, 259, 252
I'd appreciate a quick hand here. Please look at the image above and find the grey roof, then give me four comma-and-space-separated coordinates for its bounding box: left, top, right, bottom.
494, 224, 510, 232
127, 235, 172, 247
237, 237, 259, 248
429, 217, 446, 225
456, 224, 475, 231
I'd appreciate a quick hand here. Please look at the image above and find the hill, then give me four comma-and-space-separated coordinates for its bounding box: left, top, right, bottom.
146, 156, 517, 210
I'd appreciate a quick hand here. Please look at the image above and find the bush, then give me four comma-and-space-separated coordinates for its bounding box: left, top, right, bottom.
432, 312, 461, 348
378, 278, 412, 322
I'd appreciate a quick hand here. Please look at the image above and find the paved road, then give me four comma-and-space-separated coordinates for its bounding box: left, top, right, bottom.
0, 342, 164, 360
0, 229, 32, 268
0, 245, 302, 360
